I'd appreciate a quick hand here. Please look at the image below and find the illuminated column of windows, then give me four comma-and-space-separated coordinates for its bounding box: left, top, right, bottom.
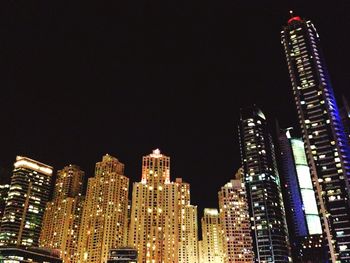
163, 183, 180, 262
218, 169, 254, 263
198, 240, 204, 263
277, 128, 324, 262
282, 14, 350, 262
291, 138, 322, 233
78, 155, 129, 263
0, 156, 53, 247
39, 165, 85, 263
176, 178, 199, 263
129, 149, 179, 263
201, 208, 224, 263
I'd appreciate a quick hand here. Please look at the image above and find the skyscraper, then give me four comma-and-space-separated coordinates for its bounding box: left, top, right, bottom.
128, 149, 179, 263
78, 155, 129, 263
238, 106, 290, 262
276, 128, 324, 262
200, 208, 224, 263
282, 13, 350, 262
218, 168, 254, 263
176, 178, 199, 263
0, 156, 53, 247
39, 164, 85, 263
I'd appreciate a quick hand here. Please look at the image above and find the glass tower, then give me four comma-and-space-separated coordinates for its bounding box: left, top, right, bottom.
238, 106, 290, 262
277, 128, 324, 262
282, 14, 350, 262
0, 156, 53, 247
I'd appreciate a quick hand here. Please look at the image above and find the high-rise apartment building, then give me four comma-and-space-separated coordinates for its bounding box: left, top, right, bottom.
0, 156, 53, 247
201, 208, 224, 263
238, 106, 290, 262
78, 155, 129, 263
176, 178, 199, 263
218, 169, 254, 263
277, 128, 324, 262
128, 149, 179, 263
39, 165, 85, 263
282, 14, 350, 262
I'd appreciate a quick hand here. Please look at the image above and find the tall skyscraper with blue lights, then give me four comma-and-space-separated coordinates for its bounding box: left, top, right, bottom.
282, 14, 350, 262
238, 106, 290, 262
277, 127, 324, 262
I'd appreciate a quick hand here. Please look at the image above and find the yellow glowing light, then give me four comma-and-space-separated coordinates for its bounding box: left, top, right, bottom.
150, 149, 163, 158
15, 156, 53, 175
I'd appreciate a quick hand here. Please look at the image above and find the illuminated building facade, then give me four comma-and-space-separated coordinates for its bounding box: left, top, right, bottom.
0, 156, 53, 247
128, 149, 179, 263
39, 165, 85, 263
238, 106, 290, 262
78, 155, 129, 263
0, 184, 10, 223
53, 165, 84, 199
176, 178, 199, 263
282, 14, 350, 261
218, 169, 254, 263
125, 200, 132, 246
201, 208, 224, 263
277, 128, 324, 262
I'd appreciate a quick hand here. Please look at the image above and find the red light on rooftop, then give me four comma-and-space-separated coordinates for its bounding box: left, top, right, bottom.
288, 16, 302, 24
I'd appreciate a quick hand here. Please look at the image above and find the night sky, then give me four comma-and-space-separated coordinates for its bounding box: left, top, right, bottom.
2, 1, 350, 215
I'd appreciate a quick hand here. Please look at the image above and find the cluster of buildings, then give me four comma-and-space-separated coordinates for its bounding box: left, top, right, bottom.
0, 13, 350, 263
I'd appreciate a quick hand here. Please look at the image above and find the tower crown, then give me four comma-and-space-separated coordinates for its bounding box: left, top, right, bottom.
150, 148, 163, 158
287, 10, 302, 24
14, 156, 53, 175
288, 16, 302, 24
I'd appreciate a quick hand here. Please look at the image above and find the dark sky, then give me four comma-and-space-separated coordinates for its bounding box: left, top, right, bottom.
1, 1, 350, 215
